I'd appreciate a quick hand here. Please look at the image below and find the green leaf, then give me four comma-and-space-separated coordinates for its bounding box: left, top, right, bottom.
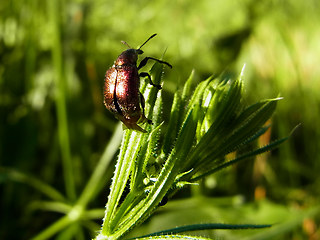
137, 235, 213, 240
185, 77, 243, 171
137, 223, 271, 238
191, 136, 289, 181
162, 90, 183, 156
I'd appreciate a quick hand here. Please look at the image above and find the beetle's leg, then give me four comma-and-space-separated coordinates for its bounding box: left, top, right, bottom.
139, 92, 153, 124
138, 57, 172, 70
139, 72, 162, 90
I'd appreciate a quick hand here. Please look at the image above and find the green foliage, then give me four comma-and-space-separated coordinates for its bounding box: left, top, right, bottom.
95, 65, 286, 239
1, 0, 319, 239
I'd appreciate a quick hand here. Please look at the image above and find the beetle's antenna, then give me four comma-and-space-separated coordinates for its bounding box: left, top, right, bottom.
138, 33, 157, 50
121, 41, 131, 49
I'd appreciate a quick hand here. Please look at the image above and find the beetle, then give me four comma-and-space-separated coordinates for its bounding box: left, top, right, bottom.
104, 34, 172, 132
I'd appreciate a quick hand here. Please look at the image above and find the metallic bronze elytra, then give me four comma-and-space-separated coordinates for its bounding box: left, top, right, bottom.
104, 34, 172, 132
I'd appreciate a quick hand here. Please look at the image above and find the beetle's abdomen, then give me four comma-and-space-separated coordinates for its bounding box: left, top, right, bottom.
104, 65, 141, 124
104, 67, 118, 113
116, 65, 141, 121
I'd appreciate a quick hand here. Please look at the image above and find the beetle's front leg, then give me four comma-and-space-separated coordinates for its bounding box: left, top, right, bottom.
139, 72, 162, 90
137, 57, 172, 70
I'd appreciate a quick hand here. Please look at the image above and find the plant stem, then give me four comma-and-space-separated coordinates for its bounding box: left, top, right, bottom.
31, 215, 71, 240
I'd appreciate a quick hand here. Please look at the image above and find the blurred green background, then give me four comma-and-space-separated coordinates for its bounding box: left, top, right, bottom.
1, 0, 319, 239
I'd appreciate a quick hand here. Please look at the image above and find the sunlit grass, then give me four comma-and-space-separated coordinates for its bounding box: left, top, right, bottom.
0, 0, 319, 239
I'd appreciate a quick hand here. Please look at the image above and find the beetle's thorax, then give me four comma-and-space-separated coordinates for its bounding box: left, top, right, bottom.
115, 49, 143, 66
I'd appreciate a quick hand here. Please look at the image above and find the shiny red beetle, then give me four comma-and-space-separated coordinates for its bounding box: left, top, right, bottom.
104, 34, 172, 132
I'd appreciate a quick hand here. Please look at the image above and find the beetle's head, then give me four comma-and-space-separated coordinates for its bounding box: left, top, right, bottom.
116, 49, 139, 66
117, 34, 157, 66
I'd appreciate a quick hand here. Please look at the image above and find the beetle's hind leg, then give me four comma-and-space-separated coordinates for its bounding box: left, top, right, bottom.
139, 92, 153, 125
139, 72, 162, 90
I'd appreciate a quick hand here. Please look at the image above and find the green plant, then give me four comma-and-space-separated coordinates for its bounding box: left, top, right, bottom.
95, 63, 287, 240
